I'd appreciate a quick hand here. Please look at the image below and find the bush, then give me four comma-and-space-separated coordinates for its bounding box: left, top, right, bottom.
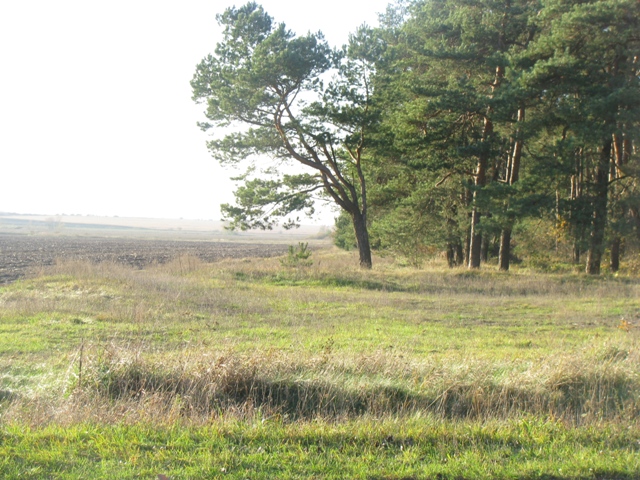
280, 242, 313, 268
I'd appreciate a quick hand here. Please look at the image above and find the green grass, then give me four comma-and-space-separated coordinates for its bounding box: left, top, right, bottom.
1, 420, 638, 479
0, 250, 639, 478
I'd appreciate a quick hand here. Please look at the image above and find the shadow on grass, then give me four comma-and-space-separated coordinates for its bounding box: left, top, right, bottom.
234, 271, 405, 292
232, 269, 640, 297
85, 358, 640, 424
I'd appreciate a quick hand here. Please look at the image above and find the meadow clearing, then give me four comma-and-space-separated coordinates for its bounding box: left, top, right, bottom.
0, 244, 638, 479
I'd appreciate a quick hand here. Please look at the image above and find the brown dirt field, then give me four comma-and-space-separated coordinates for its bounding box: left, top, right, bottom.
0, 234, 291, 284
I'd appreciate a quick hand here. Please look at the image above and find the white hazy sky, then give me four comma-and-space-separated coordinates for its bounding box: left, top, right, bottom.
0, 0, 390, 223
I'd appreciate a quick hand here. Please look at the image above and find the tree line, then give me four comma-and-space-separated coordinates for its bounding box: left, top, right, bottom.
192, 0, 640, 274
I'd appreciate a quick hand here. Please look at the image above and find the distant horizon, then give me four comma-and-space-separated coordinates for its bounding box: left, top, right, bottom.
0, 211, 221, 222
0, 211, 335, 227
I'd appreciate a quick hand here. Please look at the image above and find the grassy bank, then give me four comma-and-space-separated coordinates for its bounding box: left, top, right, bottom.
0, 249, 639, 478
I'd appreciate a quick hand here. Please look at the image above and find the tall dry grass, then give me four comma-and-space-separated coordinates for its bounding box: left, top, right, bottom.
5, 343, 638, 427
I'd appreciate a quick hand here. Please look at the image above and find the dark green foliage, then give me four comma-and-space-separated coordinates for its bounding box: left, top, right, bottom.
356, 0, 546, 269
280, 242, 313, 267
195, 1, 639, 273
333, 211, 357, 251
330, 0, 640, 272
515, 0, 640, 273
221, 173, 320, 230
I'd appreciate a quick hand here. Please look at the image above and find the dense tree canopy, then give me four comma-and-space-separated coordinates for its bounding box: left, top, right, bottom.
193, 0, 640, 273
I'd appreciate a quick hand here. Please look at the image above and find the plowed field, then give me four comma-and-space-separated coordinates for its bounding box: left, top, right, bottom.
0, 234, 290, 284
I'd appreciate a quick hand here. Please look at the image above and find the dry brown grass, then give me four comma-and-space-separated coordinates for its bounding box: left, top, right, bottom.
5, 343, 638, 427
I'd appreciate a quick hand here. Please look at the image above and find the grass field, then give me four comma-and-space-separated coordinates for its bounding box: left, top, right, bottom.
0, 249, 639, 478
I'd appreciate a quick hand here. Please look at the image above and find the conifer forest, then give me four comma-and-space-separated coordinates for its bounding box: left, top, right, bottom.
193, 0, 640, 273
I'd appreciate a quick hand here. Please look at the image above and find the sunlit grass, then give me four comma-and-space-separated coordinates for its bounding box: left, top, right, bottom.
0, 250, 639, 477
1, 419, 639, 479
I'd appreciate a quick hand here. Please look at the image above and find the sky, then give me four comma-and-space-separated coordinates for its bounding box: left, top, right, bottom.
0, 0, 391, 223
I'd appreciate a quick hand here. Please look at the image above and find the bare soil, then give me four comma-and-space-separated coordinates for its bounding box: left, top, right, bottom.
0, 234, 290, 284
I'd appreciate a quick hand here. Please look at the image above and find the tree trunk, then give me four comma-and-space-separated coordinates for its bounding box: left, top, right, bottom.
607, 134, 630, 274
499, 228, 511, 271
498, 107, 525, 271
631, 207, 640, 242
610, 237, 621, 272
480, 235, 490, 263
570, 147, 584, 265
468, 123, 490, 269
586, 139, 612, 275
455, 241, 464, 266
351, 211, 372, 269
468, 210, 483, 269
464, 227, 471, 267
469, 65, 502, 269
446, 244, 456, 268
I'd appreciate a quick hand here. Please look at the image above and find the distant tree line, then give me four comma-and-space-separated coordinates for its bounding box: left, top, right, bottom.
192, 0, 640, 274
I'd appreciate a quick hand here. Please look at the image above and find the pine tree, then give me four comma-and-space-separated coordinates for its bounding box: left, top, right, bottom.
522, 0, 640, 274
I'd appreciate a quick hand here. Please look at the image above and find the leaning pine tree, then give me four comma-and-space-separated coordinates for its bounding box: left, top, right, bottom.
191, 2, 379, 268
